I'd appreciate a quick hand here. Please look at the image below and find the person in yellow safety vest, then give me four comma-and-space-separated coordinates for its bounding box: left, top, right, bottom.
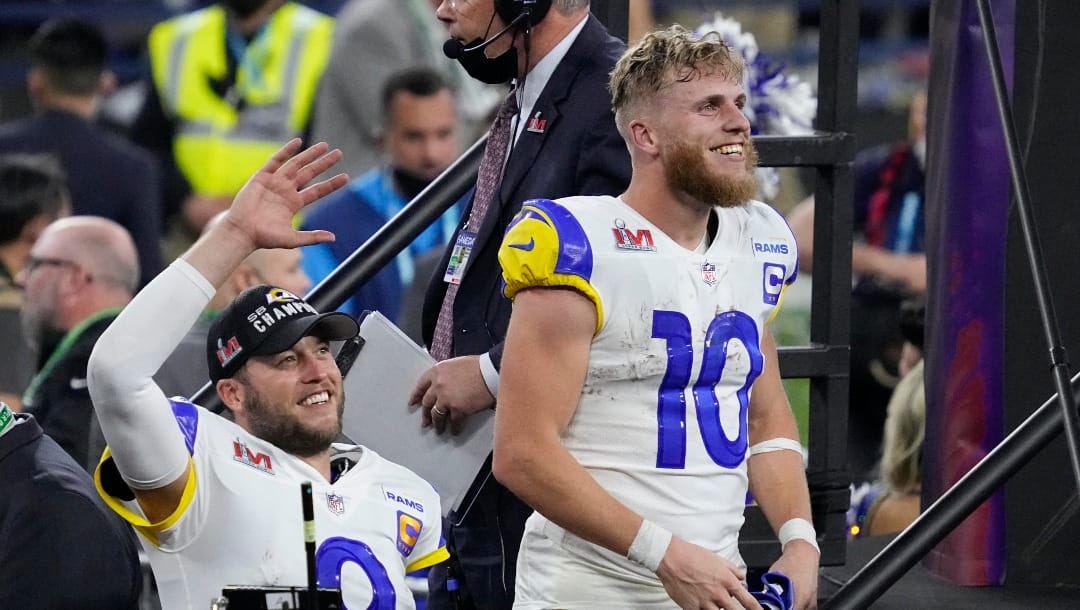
131, 0, 332, 241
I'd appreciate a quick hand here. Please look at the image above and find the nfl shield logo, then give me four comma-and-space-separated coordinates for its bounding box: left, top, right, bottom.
701, 262, 718, 286
326, 492, 345, 515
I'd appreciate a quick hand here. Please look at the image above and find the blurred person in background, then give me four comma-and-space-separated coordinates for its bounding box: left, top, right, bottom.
131, 0, 332, 253
0, 18, 163, 288
0, 154, 70, 410
848, 297, 926, 538
311, 0, 495, 180
788, 90, 928, 482
20, 216, 139, 471
301, 67, 465, 327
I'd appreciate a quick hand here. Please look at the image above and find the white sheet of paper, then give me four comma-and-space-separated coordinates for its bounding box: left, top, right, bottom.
340, 311, 494, 516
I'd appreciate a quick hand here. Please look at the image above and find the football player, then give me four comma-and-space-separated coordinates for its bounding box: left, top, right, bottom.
88, 140, 448, 609
492, 26, 819, 610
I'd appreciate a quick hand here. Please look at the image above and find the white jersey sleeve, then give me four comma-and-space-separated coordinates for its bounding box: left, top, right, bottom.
88, 259, 214, 491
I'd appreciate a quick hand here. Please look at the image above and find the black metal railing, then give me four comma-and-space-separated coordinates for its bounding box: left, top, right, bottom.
738, 0, 860, 570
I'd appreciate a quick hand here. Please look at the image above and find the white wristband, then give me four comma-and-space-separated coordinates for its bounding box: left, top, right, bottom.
778, 518, 819, 554
478, 352, 500, 398
749, 437, 807, 467
627, 519, 672, 572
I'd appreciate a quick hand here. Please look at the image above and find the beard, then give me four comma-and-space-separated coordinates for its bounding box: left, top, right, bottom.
243, 385, 344, 457
19, 291, 59, 356
664, 137, 759, 210
20, 307, 47, 354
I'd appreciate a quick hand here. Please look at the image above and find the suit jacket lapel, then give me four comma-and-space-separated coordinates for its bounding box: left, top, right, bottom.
473, 16, 607, 251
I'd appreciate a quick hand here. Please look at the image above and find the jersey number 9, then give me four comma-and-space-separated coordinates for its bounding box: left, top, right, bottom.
316, 536, 395, 609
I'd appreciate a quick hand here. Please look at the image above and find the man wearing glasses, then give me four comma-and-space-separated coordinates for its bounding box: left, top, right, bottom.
20, 215, 139, 471
0, 153, 70, 411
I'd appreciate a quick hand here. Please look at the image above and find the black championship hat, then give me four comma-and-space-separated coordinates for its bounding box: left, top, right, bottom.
207, 285, 358, 383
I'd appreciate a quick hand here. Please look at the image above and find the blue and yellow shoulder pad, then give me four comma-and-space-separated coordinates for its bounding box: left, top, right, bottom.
498, 198, 603, 332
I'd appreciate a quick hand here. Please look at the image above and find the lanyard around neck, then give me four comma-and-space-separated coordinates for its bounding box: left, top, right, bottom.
22, 307, 123, 405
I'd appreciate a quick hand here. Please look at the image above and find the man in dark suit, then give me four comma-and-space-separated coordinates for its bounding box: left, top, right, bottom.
409, 1, 632, 607
0, 154, 70, 409
0, 402, 142, 609
0, 19, 163, 288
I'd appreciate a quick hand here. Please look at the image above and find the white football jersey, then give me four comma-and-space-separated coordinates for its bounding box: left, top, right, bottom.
500, 195, 797, 583
96, 399, 447, 610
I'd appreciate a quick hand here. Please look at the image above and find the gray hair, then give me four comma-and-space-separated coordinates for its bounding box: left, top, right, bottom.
553, 0, 589, 16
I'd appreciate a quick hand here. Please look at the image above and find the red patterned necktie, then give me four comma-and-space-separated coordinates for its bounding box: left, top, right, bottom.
429, 90, 519, 361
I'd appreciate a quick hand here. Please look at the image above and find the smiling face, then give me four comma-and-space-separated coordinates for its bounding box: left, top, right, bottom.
228, 335, 345, 457
655, 71, 758, 209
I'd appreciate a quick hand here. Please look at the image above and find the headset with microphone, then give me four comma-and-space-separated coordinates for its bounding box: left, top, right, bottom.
443, 0, 553, 59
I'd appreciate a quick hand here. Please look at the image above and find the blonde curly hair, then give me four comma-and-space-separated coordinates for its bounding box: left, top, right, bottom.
609, 24, 745, 137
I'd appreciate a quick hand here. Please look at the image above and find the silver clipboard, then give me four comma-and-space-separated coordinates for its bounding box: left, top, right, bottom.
339, 311, 494, 516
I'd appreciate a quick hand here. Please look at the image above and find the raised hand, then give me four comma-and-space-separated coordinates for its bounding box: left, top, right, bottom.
222, 138, 349, 252
184, 139, 349, 287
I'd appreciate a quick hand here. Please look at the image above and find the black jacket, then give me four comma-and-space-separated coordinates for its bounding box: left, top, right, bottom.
0, 109, 164, 287
23, 311, 119, 471
0, 413, 142, 609
420, 15, 632, 367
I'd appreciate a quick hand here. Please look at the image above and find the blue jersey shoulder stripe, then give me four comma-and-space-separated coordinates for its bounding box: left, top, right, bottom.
524, 198, 593, 281
168, 397, 200, 455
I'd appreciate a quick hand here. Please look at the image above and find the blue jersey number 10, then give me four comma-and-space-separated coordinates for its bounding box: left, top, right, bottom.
652, 310, 763, 470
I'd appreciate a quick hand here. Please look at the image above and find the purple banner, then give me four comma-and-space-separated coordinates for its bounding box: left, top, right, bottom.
922, 0, 1012, 585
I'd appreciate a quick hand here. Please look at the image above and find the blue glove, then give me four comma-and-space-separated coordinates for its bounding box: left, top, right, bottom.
751, 571, 794, 610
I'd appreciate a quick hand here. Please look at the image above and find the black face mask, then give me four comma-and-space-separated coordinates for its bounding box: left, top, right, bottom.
455, 41, 519, 85
392, 167, 433, 201
221, 0, 271, 19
